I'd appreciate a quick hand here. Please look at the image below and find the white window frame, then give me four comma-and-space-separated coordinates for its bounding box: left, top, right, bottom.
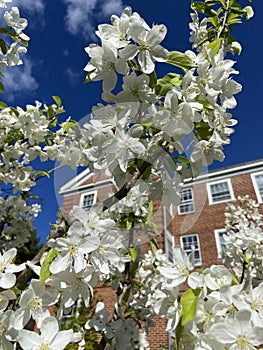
180, 233, 202, 266
214, 229, 227, 258
80, 191, 97, 209
169, 203, 173, 216
207, 179, 235, 205
178, 188, 195, 215
164, 229, 174, 262
251, 172, 263, 203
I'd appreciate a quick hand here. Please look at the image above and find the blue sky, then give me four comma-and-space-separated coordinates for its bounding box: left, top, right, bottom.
1, 0, 262, 242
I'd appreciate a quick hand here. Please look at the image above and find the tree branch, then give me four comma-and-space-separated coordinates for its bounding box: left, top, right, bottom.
102, 147, 165, 211
15, 217, 71, 290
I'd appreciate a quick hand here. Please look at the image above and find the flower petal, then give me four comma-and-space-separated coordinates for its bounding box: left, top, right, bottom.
52, 329, 74, 349
0, 272, 16, 289
18, 329, 41, 350
41, 316, 58, 342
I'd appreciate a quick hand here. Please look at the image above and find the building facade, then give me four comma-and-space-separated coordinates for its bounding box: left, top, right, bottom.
59, 159, 263, 349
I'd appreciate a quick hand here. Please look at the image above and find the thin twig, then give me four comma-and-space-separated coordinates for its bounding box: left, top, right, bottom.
217, 0, 230, 39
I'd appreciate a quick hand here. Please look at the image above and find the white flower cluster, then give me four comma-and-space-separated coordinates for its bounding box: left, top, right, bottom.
130, 247, 263, 350
48, 205, 130, 278
84, 6, 169, 92
86, 302, 150, 350
0, 196, 41, 249
223, 196, 263, 285
0, 2, 259, 350
0, 101, 65, 247
82, 5, 242, 187
0, 6, 29, 68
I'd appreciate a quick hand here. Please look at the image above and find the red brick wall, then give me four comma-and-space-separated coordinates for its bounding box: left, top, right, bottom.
172, 172, 263, 267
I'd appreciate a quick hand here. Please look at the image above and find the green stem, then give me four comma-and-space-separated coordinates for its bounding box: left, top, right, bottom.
217, 0, 230, 39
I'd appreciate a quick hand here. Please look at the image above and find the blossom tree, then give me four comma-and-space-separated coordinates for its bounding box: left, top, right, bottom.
0, 0, 261, 349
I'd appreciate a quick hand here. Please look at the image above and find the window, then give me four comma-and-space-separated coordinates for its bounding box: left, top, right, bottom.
178, 188, 195, 215
80, 191, 97, 209
180, 234, 202, 266
214, 229, 227, 258
164, 229, 174, 262
251, 172, 263, 203
207, 179, 234, 204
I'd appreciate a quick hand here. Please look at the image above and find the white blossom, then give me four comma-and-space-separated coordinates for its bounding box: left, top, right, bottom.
4, 7, 28, 34
120, 23, 169, 74
17, 316, 74, 350
0, 248, 25, 289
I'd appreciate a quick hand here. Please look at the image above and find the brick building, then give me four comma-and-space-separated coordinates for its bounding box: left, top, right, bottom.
59, 159, 263, 349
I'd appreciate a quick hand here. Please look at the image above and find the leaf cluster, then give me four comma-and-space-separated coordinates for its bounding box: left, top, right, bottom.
191, 0, 254, 54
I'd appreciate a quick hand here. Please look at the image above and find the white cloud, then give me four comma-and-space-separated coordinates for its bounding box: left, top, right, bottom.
100, 0, 123, 17
11, 0, 44, 14
3, 57, 38, 102
63, 0, 125, 38
65, 67, 82, 86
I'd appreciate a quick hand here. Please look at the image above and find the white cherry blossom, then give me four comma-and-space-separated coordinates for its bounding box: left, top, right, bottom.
0, 248, 25, 289
4, 7, 28, 34
84, 41, 129, 91
15, 279, 58, 328
120, 23, 169, 74
48, 221, 100, 274
17, 316, 74, 350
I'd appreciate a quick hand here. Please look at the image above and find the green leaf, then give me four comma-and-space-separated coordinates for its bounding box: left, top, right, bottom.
207, 38, 223, 54
148, 71, 157, 89
39, 249, 58, 285
0, 80, 4, 93
191, 2, 217, 17
62, 120, 77, 132
181, 288, 201, 326
194, 121, 213, 140
52, 95, 62, 107
34, 170, 50, 179
243, 6, 254, 20
209, 15, 219, 27
129, 247, 137, 262
150, 238, 158, 255
0, 101, 7, 109
175, 318, 184, 350
195, 94, 214, 111
147, 201, 153, 222
155, 73, 183, 97
176, 156, 190, 167
205, 0, 221, 5
11, 286, 22, 295
227, 12, 242, 25
229, 0, 238, 6
0, 38, 7, 55
129, 261, 139, 278
167, 51, 196, 72
232, 274, 239, 285
126, 218, 133, 230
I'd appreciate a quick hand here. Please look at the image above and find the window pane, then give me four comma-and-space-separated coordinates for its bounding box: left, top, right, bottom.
179, 189, 194, 214
82, 193, 95, 209
210, 181, 231, 203
181, 234, 201, 265
255, 174, 263, 201
216, 230, 227, 257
